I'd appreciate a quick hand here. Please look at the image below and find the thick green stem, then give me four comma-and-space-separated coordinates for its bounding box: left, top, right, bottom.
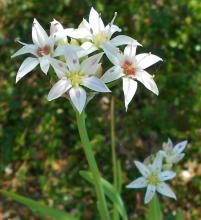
111, 97, 119, 220
76, 111, 110, 220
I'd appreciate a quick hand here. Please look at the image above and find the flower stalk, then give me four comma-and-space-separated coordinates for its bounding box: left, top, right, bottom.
75, 111, 110, 220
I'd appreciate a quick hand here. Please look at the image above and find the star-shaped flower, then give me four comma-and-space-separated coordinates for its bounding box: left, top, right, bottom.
126, 153, 177, 204
47, 46, 110, 113
160, 139, 188, 165
12, 19, 73, 83
101, 43, 162, 110
61, 7, 140, 55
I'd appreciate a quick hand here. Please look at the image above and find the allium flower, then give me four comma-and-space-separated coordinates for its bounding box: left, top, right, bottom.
126, 154, 177, 204
12, 19, 73, 83
47, 46, 110, 113
160, 139, 188, 165
65, 7, 140, 54
101, 44, 162, 110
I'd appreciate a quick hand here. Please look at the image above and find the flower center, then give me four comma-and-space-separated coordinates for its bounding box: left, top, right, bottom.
68, 72, 83, 87
37, 45, 51, 56
94, 31, 108, 47
146, 172, 160, 185
122, 61, 135, 76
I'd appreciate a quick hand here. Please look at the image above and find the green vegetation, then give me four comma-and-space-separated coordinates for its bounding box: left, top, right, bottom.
0, 0, 201, 219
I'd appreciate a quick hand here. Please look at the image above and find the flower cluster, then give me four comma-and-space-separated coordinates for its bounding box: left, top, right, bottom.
12, 7, 162, 113
126, 139, 188, 204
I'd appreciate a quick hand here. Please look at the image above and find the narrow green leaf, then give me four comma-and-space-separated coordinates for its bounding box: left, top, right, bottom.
117, 160, 123, 193
146, 195, 163, 220
80, 171, 128, 220
0, 190, 79, 220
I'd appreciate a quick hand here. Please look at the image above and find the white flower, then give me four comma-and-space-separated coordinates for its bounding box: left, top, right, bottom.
126, 153, 177, 204
12, 19, 73, 83
160, 139, 188, 164
47, 46, 110, 113
63, 7, 140, 55
101, 43, 162, 110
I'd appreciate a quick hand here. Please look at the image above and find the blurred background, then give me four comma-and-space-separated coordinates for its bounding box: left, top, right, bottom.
0, 0, 201, 219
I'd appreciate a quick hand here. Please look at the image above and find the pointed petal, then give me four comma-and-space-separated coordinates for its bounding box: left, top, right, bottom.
170, 153, 185, 163
134, 161, 150, 177
89, 7, 104, 33
53, 45, 83, 58
144, 185, 156, 204
123, 77, 138, 111
50, 19, 64, 35
173, 140, 188, 154
64, 46, 80, 72
126, 177, 147, 189
102, 42, 121, 66
101, 66, 124, 83
124, 45, 137, 58
136, 53, 162, 70
16, 57, 39, 83
69, 86, 86, 113
82, 76, 110, 92
48, 79, 71, 101
79, 42, 98, 57
39, 56, 50, 74
11, 44, 37, 58
49, 58, 67, 78
81, 52, 103, 75
53, 28, 75, 41
69, 28, 92, 39
110, 35, 141, 47
157, 182, 177, 200
105, 24, 121, 38
159, 171, 176, 181
152, 153, 162, 172
32, 18, 49, 47
136, 70, 159, 95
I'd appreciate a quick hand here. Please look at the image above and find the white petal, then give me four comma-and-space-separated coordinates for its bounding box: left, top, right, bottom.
144, 185, 156, 204
159, 171, 176, 181
64, 46, 80, 72
173, 140, 188, 154
32, 18, 49, 47
110, 35, 141, 47
70, 27, 92, 39
39, 56, 50, 74
136, 53, 162, 70
123, 77, 138, 111
53, 28, 75, 41
102, 42, 121, 66
81, 52, 103, 75
124, 45, 137, 58
54, 45, 83, 58
16, 57, 39, 83
170, 153, 185, 163
50, 19, 64, 35
49, 58, 67, 78
89, 7, 104, 34
101, 66, 124, 83
82, 76, 110, 92
136, 70, 159, 95
152, 153, 162, 172
48, 79, 71, 101
134, 161, 150, 177
126, 177, 147, 189
79, 42, 98, 57
69, 86, 86, 113
157, 182, 176, 200
11, 44, 37, 58
105, 24, 121, 38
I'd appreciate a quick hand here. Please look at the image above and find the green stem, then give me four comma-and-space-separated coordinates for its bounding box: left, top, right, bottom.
111, 97, 119, 220
76, 111, 110, 220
